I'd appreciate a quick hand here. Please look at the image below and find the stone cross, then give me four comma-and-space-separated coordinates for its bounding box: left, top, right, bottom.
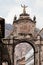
21, 5, 28, 14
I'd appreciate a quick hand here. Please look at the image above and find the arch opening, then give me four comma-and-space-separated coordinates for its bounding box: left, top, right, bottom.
2, 61, 8, 65
14, 42, 35, 65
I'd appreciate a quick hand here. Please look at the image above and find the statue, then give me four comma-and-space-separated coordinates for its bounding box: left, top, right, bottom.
21, 4, 28, 14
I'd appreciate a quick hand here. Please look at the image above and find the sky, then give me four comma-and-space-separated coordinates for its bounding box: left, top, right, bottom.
0, 0, 43, 29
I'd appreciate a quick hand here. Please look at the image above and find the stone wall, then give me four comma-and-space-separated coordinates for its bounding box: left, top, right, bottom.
13, 20, 36, 36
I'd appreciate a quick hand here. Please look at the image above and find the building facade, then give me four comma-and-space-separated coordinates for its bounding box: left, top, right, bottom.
1, 5, 43, 65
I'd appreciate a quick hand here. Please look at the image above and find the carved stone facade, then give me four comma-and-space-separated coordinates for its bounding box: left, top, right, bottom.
2, 5, 43, 65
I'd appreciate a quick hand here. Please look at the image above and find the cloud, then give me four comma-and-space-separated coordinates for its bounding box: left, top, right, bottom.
35, 0, 43, 8
5, 6, 22, 24
36, 15, 43, 29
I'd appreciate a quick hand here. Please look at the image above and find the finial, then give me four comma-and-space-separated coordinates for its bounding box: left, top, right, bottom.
21, 4, 28, 14
33, 16, 36, 21
14, 15, 17, 21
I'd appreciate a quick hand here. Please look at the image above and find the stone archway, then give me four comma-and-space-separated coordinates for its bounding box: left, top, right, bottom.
13, 39, 38, 65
